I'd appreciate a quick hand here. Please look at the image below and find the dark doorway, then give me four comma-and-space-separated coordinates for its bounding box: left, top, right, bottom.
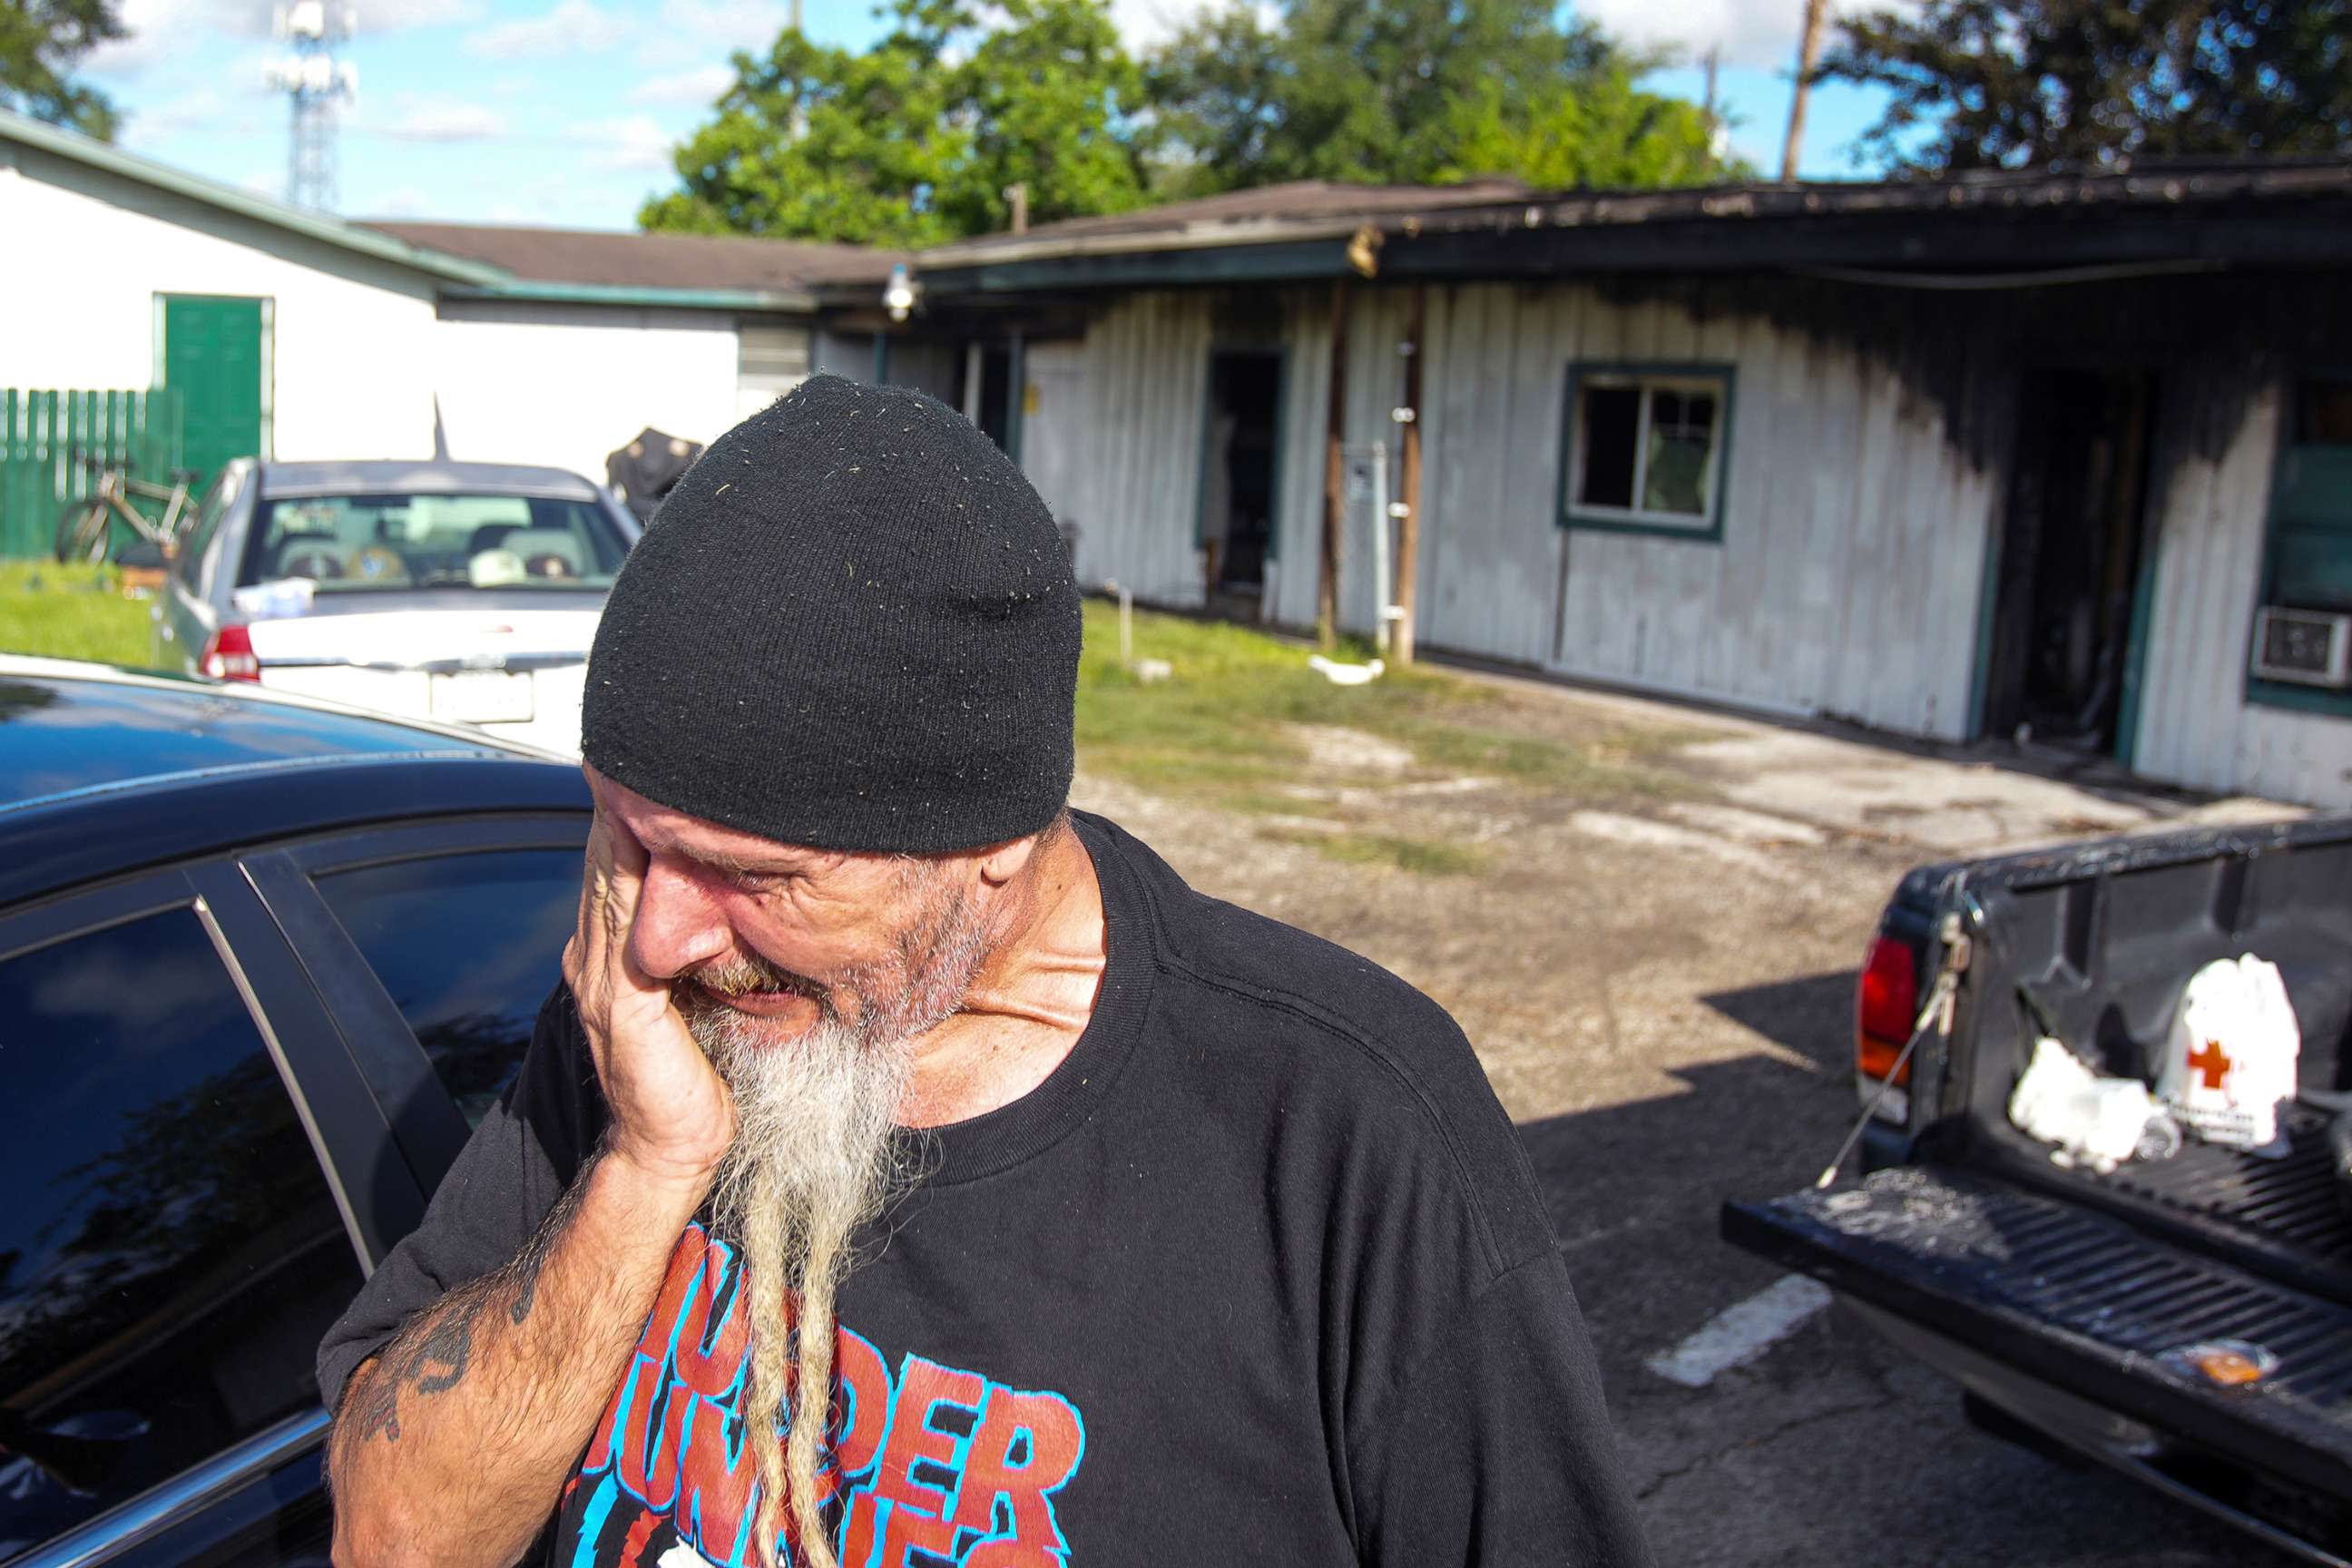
1983, 369, 2156, 755
1200, 349, 1284, 593
974, 345, 1014, 453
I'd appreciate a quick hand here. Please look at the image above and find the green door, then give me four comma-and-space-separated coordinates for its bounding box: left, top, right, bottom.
161, 296, 266, 493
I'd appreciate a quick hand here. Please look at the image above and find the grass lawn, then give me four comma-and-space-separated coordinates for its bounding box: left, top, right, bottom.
1074, 599, 1693, 874
0, 562, 154, 667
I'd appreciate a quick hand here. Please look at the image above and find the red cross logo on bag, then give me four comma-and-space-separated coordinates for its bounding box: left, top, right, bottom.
2188, 1039, 2233, 1093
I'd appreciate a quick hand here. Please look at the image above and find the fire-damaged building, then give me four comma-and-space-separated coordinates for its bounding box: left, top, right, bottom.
850, 164, 2352, 808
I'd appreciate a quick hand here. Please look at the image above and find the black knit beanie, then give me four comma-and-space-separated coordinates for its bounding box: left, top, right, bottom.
580, 374, 1082, 853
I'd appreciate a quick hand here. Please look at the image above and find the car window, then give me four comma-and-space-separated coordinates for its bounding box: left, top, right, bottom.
315, 849, 579, 1128
237, 493, 627, 593
0, 908, 362, 1554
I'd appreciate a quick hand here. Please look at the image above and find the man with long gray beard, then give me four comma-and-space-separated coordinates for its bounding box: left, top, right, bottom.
319, 375, 1651, 1568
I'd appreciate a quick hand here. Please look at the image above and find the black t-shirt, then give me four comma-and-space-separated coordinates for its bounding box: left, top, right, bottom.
318, 813, 1652, 1567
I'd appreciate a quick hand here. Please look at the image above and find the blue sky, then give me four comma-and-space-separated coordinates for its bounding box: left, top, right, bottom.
83, 0, 1905, 231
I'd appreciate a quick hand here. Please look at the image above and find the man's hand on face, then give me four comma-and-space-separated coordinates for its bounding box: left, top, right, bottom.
564, 781, 737, 1188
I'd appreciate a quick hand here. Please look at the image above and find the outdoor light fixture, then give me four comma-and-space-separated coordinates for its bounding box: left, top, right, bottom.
883, 265, 921, 322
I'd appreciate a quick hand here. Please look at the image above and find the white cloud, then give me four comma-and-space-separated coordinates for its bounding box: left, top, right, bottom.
89, 0, 476, 77
85, 0, 240, 77
627, 64, 735, 107
465, 0, 626, 60
113, 58, 277, 146
1107, 0, 1224, 52
386, 99, 509, 140
569, 113, 674, 172
363, 0, 483, 28
637, 0, 805, 67
1573, 0, 1919, 73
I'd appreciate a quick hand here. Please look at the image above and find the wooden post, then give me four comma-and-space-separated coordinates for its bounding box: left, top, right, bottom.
1782, 0, 1829, 183
1393, 283, 1424, 666
1318, 280, 1348, 650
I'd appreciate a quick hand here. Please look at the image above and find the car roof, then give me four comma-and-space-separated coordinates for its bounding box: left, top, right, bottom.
0, 658, 588, 906
255, 459, 605, 500
0, 656, 564, 809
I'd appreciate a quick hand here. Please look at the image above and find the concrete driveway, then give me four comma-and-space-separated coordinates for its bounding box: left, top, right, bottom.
1073, 669, 2308, 1567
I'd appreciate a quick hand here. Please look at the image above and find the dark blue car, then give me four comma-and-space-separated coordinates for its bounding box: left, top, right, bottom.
0, 657, 592, 1566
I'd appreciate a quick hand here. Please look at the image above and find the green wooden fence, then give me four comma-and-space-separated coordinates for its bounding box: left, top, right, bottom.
1, 388, 186, 561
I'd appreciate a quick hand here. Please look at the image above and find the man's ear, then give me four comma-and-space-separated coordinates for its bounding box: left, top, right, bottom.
975, 832, 1043, 887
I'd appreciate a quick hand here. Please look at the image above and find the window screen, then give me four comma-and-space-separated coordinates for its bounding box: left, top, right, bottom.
2269, 377, 2352, 615
1566, 368, 1731, 534
0, 909, 359, 1553
317, 850, 581, 1128
739, 325, 812, 422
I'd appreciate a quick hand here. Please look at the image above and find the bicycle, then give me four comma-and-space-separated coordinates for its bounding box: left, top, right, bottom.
54, 456, 197, 565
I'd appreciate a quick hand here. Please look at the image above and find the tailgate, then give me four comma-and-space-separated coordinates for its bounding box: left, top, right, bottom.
1724, 1166, 2352, 1502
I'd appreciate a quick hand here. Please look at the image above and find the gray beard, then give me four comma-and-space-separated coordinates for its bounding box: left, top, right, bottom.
680, 880, 996, 1566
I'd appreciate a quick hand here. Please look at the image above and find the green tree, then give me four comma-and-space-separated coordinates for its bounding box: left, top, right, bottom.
1819, 0, 2352, 173
0, 0, 124, 140
1144, 0, 1726, 193
642, 0, 1145, 245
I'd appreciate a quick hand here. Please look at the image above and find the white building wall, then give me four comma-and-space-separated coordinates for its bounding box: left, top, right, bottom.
1258, 280, 1995, 738
0, 157, 442, 460
2132, 378, 2352, 807
431, 298, 750, 483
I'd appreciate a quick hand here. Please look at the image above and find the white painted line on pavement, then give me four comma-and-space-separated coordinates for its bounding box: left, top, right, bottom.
1642, 1275, 1835, 1388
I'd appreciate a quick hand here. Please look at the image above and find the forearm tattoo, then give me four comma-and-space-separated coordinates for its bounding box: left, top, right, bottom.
348, 1155, 597, 1446
349, 1293, 485, 1444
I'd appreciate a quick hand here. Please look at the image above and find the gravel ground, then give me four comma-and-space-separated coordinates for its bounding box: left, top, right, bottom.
1071, 668, 2302, 1568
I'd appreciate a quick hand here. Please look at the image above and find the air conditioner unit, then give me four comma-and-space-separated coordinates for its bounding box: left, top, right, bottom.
2250, 607, 2352, 688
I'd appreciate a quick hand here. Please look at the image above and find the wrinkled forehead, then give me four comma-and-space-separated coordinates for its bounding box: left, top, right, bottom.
591, 772, 837, 876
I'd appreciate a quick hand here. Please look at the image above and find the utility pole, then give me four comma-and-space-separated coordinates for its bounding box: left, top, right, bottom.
1391, 286, 1424, 666
1781, 0, 1828, 184
269, 3, 358, 211
1004, 181, 1029, 235
1701, 44, 1725, 178
1318, 281, 1349, 651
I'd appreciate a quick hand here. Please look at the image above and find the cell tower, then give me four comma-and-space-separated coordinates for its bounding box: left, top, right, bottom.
269, 3, 358, 211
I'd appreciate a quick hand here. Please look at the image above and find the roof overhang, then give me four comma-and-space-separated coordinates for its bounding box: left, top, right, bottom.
910, 164, 2352, 298
439, 279, 820, 313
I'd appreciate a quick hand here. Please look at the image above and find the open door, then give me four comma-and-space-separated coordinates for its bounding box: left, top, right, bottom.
1198, 348, 1284, 611
1982, 369, 2155, 755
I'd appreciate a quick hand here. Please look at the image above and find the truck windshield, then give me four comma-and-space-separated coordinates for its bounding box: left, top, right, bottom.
238, 492, 629, 593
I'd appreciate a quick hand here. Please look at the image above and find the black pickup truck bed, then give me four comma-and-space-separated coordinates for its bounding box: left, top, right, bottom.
1728, 816, 2352, 1563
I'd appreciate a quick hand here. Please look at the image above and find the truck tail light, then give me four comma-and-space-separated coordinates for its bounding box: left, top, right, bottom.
200, 623, 260, 681
1857, 934, 1918, 1086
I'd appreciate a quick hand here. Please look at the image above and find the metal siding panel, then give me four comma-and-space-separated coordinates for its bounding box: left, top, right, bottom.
1795, 332, 1864, 715
1541, 285, 1583, 666
1828, 359, 1904, 722
1424, 284, 1512, 654
2171, 398, 2244, 789
1275, 290, 1328, 630
1559, 284, 1628, 677
1651, 295, 1711, 695
1498, 285, 1570, 666
1433, 284, 1484, 649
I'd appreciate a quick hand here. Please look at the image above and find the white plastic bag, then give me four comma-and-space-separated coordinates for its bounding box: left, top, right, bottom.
2009, 1037, 2174, 1173
2159, 956, 2301, 1152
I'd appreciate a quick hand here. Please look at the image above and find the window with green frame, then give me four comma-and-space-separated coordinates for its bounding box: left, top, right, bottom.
2249, 377, 2352, 718
1558, 364, 1734, 539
